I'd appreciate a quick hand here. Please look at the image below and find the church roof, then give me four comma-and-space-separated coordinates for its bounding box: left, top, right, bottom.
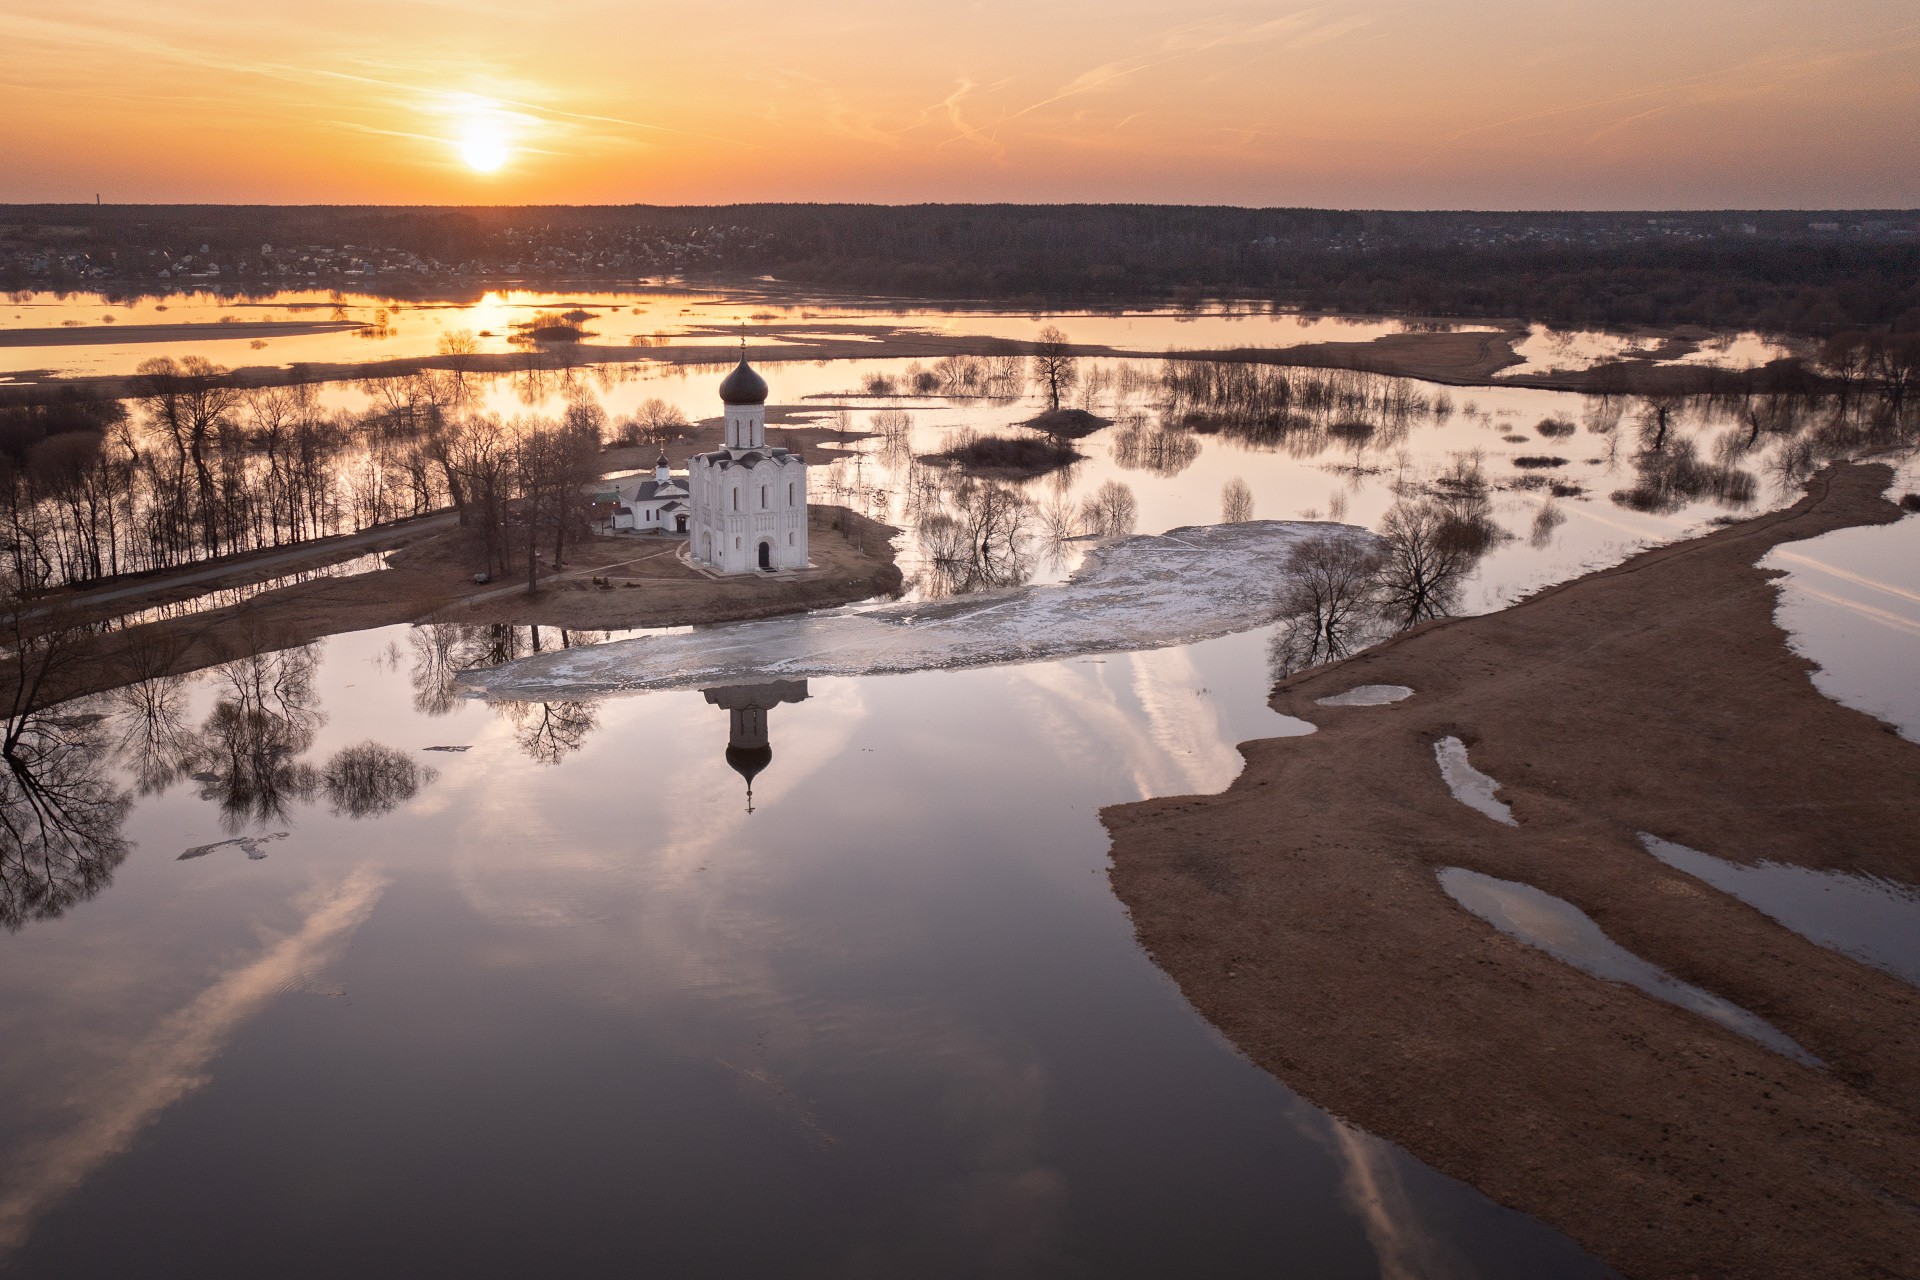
630, 478, 686, 501
719, 356, 768, 406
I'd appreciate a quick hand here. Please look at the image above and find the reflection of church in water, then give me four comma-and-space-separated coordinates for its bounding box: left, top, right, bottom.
702, 681, 808, 812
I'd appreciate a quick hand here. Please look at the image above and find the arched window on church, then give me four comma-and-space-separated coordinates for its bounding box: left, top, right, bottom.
760, 486, 767, 509
732, 488, 739, 511
787, 482, 794, 505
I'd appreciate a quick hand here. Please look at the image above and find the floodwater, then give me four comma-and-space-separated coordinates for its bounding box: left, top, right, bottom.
5, 286, 1762, 383
1639, 835, 1920, 989
1435, 869, 1820, 1066
0, 624, 1614, 1278
1434, 737, 1517, 826
1763, 457, 1920, 743
2, 288, 1908, 1276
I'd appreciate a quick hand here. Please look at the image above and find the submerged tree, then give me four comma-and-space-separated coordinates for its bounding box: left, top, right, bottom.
1268, 534, 1387, 676
1374, 500, 1476, 627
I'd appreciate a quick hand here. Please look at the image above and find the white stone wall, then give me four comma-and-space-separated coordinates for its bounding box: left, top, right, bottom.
690, 454, 808, 573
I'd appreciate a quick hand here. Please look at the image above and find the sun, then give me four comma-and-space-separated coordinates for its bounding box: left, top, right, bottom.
458, 116, 510, 173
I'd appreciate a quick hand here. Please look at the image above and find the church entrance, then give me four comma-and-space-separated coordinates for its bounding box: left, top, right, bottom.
676, 514, 687, 533
757, 541, 772, 571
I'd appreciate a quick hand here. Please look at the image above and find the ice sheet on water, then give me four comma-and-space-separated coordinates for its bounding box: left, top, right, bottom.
463, 521, 1369, 700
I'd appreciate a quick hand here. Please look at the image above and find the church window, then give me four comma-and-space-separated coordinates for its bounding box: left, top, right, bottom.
788, 532, 794, 545
734, 537, 741, 549
732, 488, 739, 511
788, 482, 794, 504
760, 486, 767, 509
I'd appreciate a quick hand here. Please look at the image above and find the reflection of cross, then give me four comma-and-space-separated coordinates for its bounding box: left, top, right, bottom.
744, 780, 755, 815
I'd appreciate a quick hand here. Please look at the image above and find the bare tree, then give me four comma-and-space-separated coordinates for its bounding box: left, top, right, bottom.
1375, 500, 1472, 626
1221, 477, 1254, 524
1269, 534, 1386, 675
1637, 390, 1687, 453
1031, 325, 1079, 413
1079, 479, 1138, 538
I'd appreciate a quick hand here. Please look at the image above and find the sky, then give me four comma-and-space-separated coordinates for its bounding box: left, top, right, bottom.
1, 0, 1917, 208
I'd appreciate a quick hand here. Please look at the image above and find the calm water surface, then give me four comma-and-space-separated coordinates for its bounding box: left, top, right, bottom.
0, 623, 1612, 1278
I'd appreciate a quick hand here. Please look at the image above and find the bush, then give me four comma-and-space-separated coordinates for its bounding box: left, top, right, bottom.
1512, 455, 1569, 468
928, 432, 1080, 476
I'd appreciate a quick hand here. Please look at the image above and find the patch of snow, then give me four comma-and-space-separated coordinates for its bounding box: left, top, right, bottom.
1316, 684, 1414, 707
1434, 736, 1516, 825
179, 832, 289, 862
462, 521, 1373, 700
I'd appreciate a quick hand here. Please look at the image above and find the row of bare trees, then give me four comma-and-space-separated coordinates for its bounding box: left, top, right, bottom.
0, 359, 611, 597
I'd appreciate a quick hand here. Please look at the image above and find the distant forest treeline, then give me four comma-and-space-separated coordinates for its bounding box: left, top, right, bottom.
5, 203, 1918, 335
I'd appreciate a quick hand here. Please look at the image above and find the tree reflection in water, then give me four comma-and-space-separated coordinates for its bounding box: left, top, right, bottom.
502, 700, 598, 766
322, 742, 437, 818
0, 707, 133, 931
406, 621, 605, 764
196, 646, 325, 830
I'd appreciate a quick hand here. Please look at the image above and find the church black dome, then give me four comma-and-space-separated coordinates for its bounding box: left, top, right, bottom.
719, 357, 768, 406
725, 743, 772, 784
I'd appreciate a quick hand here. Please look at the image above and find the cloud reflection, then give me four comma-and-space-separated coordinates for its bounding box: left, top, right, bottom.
0, 867, 386, 1259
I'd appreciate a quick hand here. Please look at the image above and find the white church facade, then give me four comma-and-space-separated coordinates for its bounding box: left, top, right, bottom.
689, 355, 809, 574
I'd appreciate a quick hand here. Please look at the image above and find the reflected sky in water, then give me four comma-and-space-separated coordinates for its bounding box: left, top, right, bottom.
0, 623, 1610, 1277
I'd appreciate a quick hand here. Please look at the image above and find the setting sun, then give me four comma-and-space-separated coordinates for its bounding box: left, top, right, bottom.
458, 115, 509, 174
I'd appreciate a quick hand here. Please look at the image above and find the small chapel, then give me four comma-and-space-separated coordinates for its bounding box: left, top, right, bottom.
689, 353, 809, 573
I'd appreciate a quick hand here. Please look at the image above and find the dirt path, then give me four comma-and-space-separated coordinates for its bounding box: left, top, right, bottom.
1103, 461, 1920, 1280
25, 512, 458, 624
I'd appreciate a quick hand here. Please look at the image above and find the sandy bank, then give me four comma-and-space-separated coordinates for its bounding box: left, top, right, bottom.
1102, 461, 1920, 1280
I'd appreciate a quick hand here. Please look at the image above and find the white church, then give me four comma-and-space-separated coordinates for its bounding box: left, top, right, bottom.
607, 454, 689, 533
687, 354, 810, 573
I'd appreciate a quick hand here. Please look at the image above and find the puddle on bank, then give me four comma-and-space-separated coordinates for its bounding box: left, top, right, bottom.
1437, 868, 1820, 1066
1640, 834, 1920, 989
1434, 736, 1516, 825
1316, 684, 1414, 707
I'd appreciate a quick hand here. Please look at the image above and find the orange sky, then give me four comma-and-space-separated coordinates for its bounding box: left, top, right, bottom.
3, 0, 1917, 208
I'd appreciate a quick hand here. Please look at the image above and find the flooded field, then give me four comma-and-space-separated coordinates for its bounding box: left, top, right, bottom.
2, 289, 1913, 1276
2, 288, 1473, 382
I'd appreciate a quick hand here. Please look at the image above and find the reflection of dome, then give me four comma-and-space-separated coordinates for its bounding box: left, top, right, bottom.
725, 743, 773, 785
719, 357, 768, 406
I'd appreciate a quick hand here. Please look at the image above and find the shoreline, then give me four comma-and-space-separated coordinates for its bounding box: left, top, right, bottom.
1102, 461, 1920, 1279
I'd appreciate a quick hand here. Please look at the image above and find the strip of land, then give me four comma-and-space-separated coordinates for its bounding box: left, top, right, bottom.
1102, 460, 1920, 1280
0, 322, 1790, 399
0, 320, 362, 347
